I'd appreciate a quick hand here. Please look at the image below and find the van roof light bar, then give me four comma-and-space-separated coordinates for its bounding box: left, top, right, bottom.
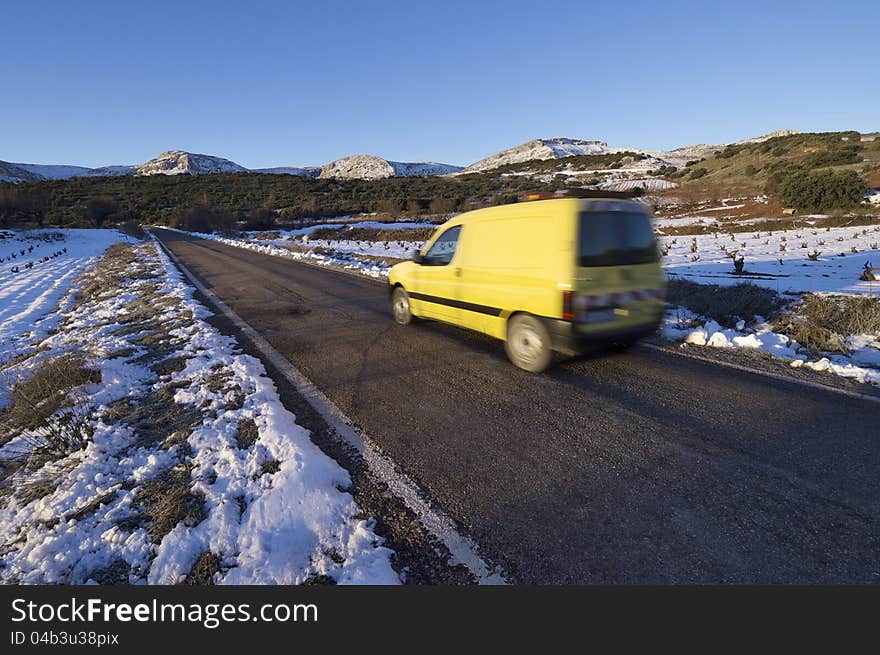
519, 189, 641, 202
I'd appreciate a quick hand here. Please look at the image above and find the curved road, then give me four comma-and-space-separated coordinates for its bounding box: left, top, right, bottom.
154, 229, 880, 584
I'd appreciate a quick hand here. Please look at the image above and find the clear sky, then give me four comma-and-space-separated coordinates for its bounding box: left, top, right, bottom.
1, 0, 877, 168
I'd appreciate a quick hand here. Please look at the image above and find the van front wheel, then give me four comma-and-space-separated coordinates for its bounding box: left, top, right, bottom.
505, 314, 552, 373
391, 286, 414, 325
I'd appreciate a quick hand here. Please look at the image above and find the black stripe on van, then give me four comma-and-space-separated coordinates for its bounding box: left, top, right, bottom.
408, 292, 503, 317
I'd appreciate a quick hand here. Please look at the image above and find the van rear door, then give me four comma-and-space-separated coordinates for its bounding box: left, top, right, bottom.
574, 207, 663, 327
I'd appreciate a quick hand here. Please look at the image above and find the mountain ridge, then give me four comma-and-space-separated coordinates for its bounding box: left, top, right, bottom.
0, 130, 802, 184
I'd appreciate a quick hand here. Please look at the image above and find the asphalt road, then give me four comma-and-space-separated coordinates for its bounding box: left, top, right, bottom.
154, 229, 880, 584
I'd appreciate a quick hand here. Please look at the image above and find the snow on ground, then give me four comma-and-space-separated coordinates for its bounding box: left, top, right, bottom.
657, 216, 880, 386
659, 223, 880, 295
256, 220, 438, 238
0, 240, 398, 584
661, 308, 880, 387
171, 228, 423, 278
0, 229, 126, 360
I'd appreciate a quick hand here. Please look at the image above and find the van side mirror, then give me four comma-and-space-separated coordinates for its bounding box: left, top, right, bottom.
412, 252, 424, 264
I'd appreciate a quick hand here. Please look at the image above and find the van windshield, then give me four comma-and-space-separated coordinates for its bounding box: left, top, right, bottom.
578, 211, 657, 267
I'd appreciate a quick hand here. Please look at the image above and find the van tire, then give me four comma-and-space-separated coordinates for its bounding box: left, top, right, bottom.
505, 314, 553, 373
391, 286, 414, 325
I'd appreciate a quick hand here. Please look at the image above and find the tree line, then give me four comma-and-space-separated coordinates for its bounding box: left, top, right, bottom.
0, 171, 556, 229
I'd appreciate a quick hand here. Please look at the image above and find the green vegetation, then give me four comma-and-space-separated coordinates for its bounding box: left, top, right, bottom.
0, 170, 556, 229
659, 131, 876, 212
777, 169, 866, 212
489, 151, 646, 175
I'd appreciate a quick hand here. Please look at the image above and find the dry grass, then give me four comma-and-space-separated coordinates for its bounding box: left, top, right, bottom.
0, 354, 100, 466
185, 551, 222, 585
136, 465, 206, 543
667, 279, 782, 327
108, 385, 201, 452
776, 294, 880, 353
251, 231, 281, 241
235, 418, 259, 449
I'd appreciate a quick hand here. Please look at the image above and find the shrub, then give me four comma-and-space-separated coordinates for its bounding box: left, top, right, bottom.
689, 167, 708, 180
84, 197, 118, 227
170, 205, 237, 234
744, 165, 758, 177
803, 146, 861, 169
117, 220, 146, 239
241, 207, 276, 231
777, 170, 867, 212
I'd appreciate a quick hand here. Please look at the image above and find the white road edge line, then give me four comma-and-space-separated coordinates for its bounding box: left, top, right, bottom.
152, 233, 507, 585
641, 341, 880, 404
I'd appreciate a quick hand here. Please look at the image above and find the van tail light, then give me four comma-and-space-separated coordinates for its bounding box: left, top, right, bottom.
562, 291, 575, 321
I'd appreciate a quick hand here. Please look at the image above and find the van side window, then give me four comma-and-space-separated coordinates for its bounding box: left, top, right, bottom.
422, 226, 462, 266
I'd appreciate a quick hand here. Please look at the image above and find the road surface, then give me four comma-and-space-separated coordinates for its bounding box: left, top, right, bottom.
154, 229, 880, 584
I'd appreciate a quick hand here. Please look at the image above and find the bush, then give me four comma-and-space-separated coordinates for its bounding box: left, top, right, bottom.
117, 220, 146, 239
85, 197, 118, 227
241, 207, 276, 231
744, 165, 758, 177
803, 146, 861, 169
777, 170, 867, 212
667, 279, 782, 327
170, 205, 237, 234
689, 167, 708, 180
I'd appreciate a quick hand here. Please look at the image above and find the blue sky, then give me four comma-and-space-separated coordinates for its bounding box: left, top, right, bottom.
1, 0, 877, 168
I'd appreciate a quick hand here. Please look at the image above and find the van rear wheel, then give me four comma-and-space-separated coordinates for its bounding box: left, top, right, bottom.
391, 286, 414, 325
505, 314, 552, 373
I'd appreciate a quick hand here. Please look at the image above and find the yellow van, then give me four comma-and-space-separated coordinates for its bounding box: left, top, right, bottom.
388, 193, 665, 372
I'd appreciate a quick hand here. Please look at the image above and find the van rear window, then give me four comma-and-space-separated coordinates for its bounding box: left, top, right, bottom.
578, 211, 657, 267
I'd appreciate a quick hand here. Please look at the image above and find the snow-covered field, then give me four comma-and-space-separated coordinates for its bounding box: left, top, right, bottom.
0, 229, 126, 360
0, 239, 398, 584
659, 223, 880, 295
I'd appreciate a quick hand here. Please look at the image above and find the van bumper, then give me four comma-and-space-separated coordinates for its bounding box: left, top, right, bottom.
543, 317, 661, 355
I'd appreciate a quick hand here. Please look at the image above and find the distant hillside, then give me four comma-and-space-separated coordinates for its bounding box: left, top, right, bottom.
659, 131, 880, 198
135, 150, 246, 176
463, 138, 616, 172
318, 155, 461, 180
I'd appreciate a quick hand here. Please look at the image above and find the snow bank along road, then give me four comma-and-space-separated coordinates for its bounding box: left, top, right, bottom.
153, 229, 880, 584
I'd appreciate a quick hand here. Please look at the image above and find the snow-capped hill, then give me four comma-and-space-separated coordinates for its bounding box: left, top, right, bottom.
0, 161, 44, 183
13, 163, 94, 180
464, 138, 613, 172
136, 150, 248, 176
251, 166, 321, 177
319, 155, 461, 180
319, 155, 395, 180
